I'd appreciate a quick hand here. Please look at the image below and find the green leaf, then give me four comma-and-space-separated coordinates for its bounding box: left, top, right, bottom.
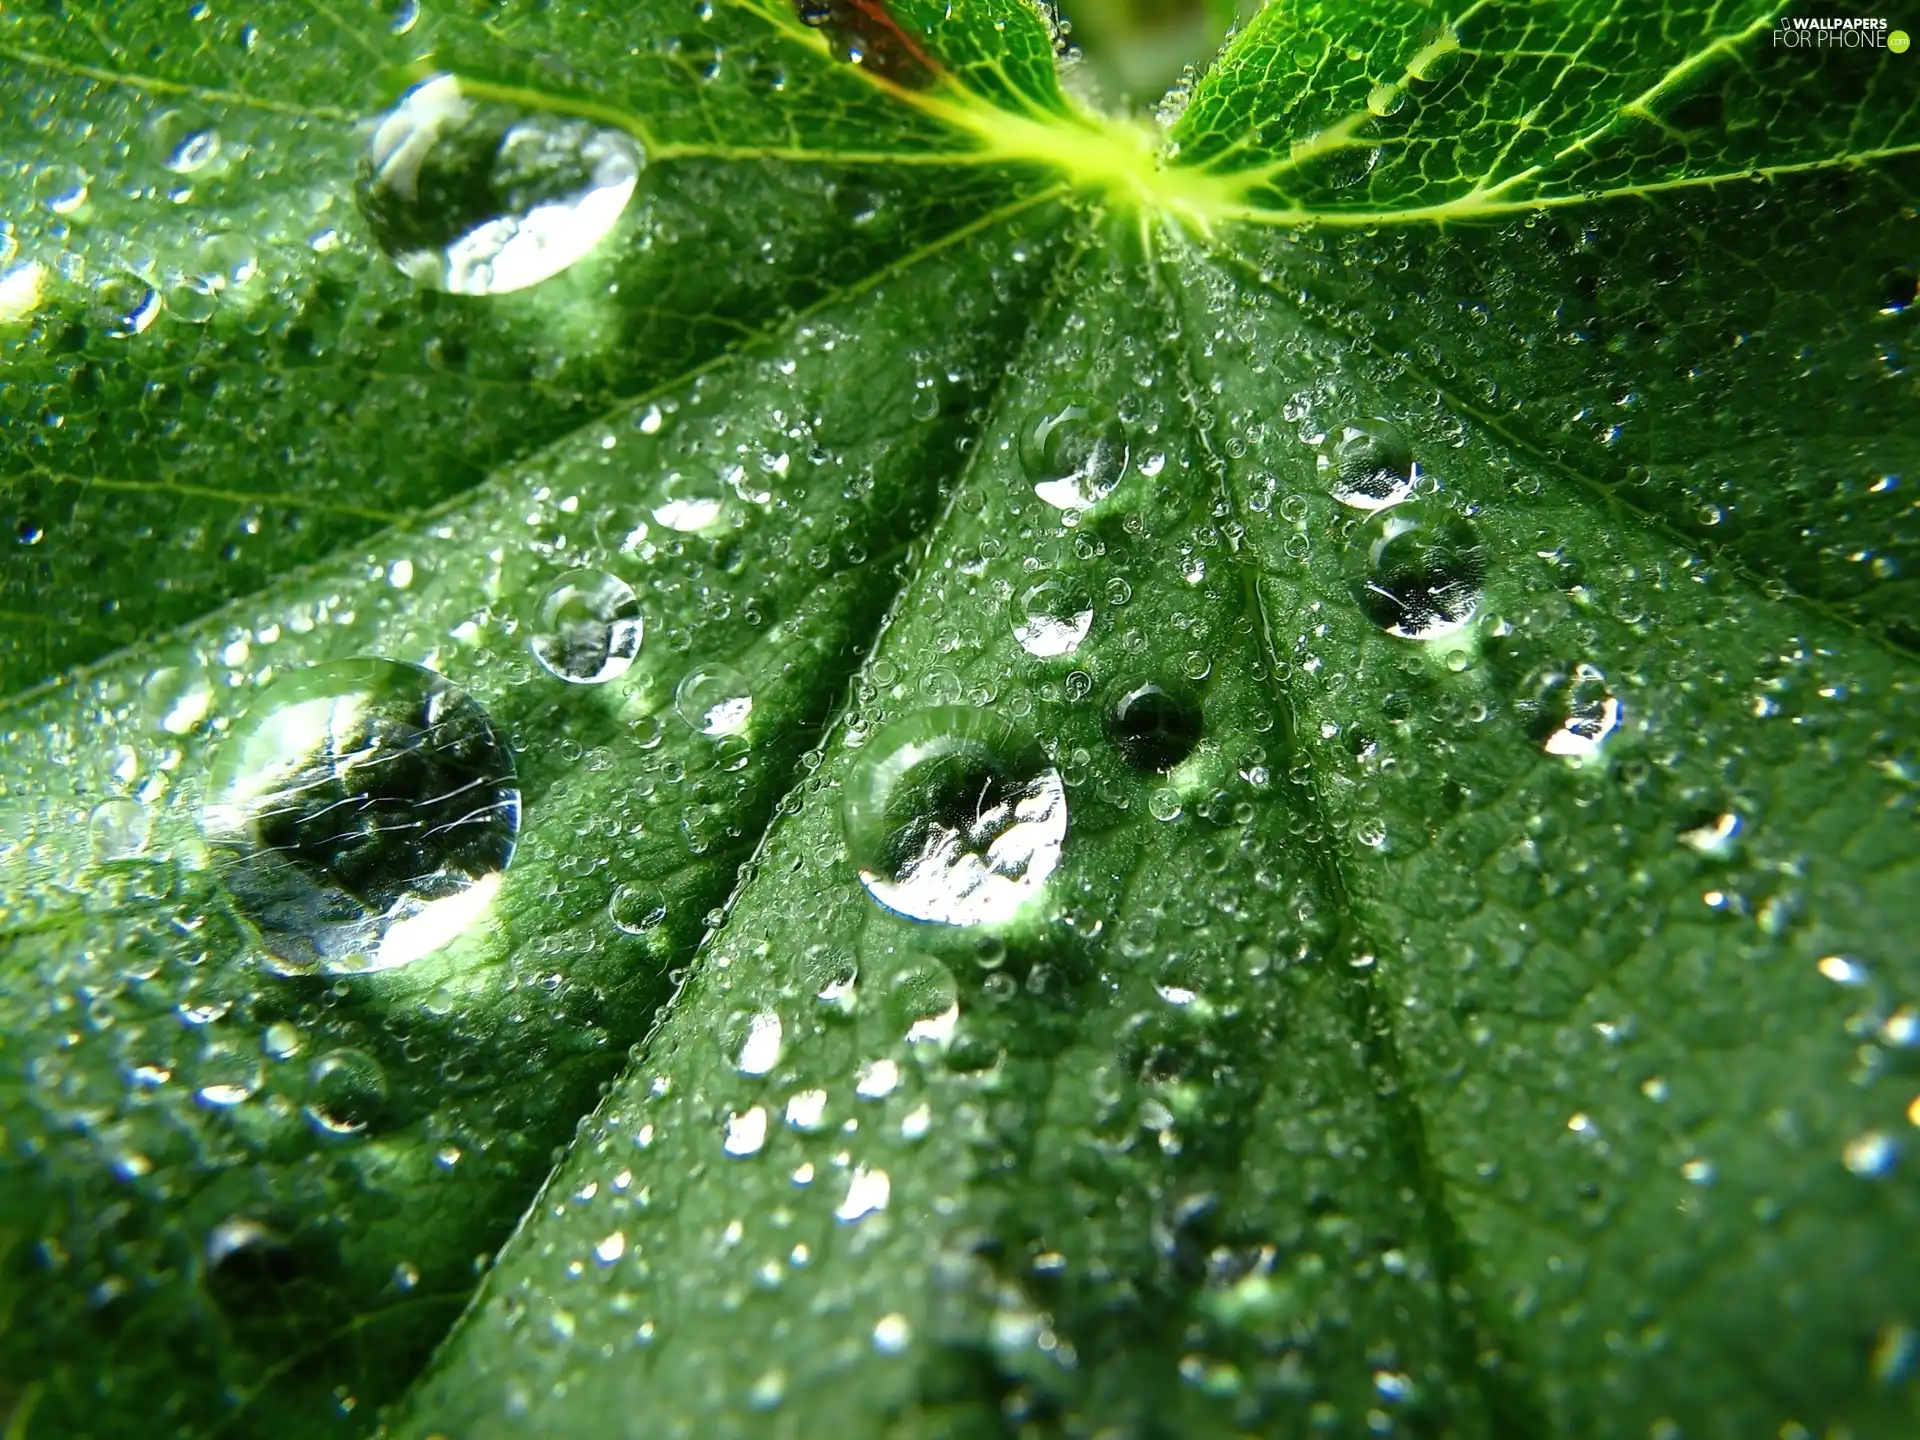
1, 1, 1914, 1438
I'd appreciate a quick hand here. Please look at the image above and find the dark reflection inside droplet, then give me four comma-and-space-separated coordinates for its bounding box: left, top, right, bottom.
1350, 504, 1488, 640
1105, 678, 1202, 773
1321, 416, 1415, 511
203, 1218, 302, 1308
205, 659, 519, 974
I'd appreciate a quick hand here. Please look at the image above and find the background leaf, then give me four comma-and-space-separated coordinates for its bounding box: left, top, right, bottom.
1, 1, 1915, 1437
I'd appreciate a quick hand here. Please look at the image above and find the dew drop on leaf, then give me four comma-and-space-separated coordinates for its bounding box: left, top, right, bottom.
1678, 811, 1742, 857
608, 884, 667, 935
1521, 661, 1623, 760
652, 472, 727, 532
95, 273, 162, 339
1010, 575, 1094, 657
193, 231, 258, 290
202, 659, 519, 974
357, 74, 643, 295
166, 276, 217, 324
1349, 503, 1488, 640
87, 796, 150, 860
675, 663, 754, 736
1019, 396, 1130, 510
1319, 416, 1416, 511
305, 1047, 389, 1137
146, 108, 222, 174
1104, 677, 1203, 773
32, 162, 88, 214
841, 707, 1066, 926
529, 568, 644, 684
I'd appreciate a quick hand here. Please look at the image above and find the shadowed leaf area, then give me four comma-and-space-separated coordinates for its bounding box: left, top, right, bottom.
0, 0, 1915, 1436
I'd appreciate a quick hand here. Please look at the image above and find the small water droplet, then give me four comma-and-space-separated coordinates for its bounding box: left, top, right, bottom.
1320, 417, 1415, 510
529, 568, 643, 684
1010, 575, 1093, 657
167, 277, 218, 324
609, 885, 667, 935
195, 232, 258, 290
203, 660, 518, 974
1020, 397, 1129, 510
1349, 504, 1487, 640
357, 74, 643, 295
1365, 82, 1407, 118
33, 163, 89, 214
652, 471, 726, 532
786, 1088, 828, 1130
1105, 678, 1202, 773
1880, 267, 1918, 317
842, 707, 1066, 926
674, 663, 753, 737
1818, 954, 1869, 987
855, 1058, 900, 1098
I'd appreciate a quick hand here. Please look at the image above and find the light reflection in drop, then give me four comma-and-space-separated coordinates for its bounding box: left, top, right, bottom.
1010, 576, 1093, 658
203, 659, 518, 974
529, 568, 643, 684
842, 707, 1066, 926
1349, 504, 1487, 640
676, 664, 754, 736
358, 74, 643, 295
1019, 397, 1129, 510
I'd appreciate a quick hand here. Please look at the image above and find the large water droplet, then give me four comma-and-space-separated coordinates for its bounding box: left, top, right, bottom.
1104, 678, 1203, 772
203, 660, 519, 974
1020, 397, 1129, 511
1009, 575, 1093, 657
1349, 505, 1487, 640
357, 74, 643, 295
530, 568, 643, 684
842, 707, 1066, 926
1320, 417, 1415, 511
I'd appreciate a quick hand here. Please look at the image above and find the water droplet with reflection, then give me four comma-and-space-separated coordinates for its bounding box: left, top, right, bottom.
305, 1048, 388, 1137
1105, 678, 1203, 772
357, 74, 643, 295
203, 660, 518, 974
1019, 397, 1129, 511
1010, 575, 1093, 657
1349, 504, 1487, 640
842, 707, 1066, 926
530, 568, 643, 684
675, 664, 753, 736
1320, 416, 1415, 511
1522, 661, 1622, 759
